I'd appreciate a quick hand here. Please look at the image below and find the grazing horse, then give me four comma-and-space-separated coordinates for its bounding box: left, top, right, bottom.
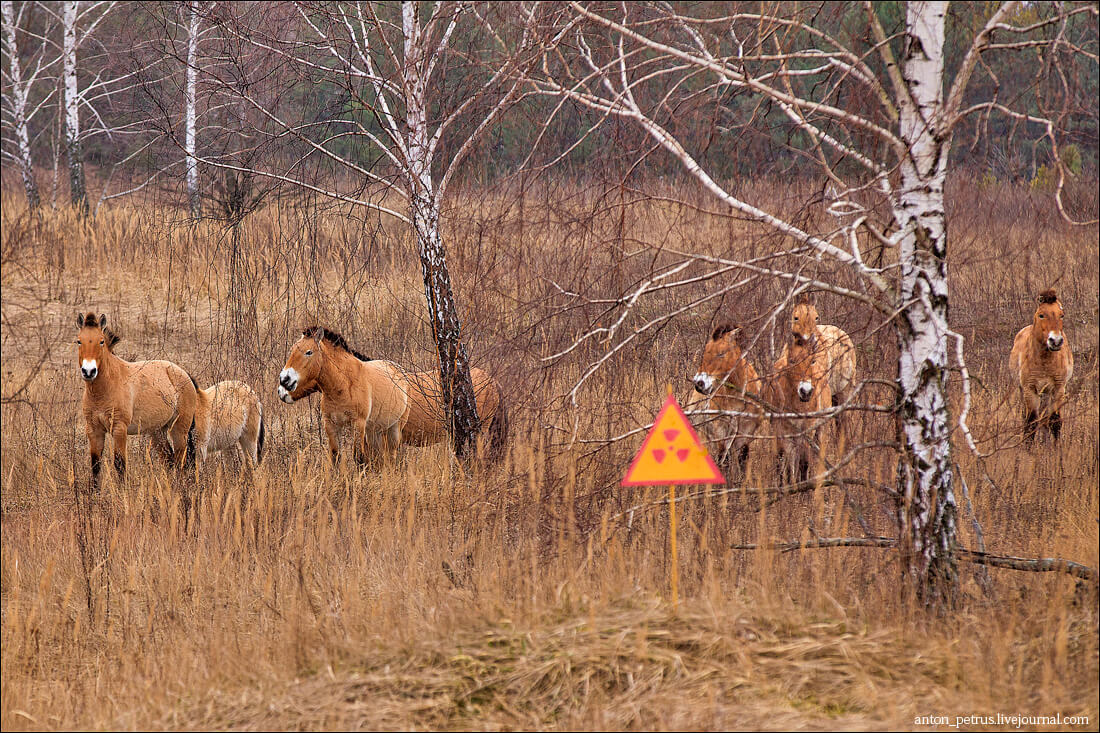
691, 323, 764, 477
767, 337, 832, 484
75, 312, 199, 488
195, 381, 265, 464
778, 300, 856, 408
278, 327, 407, 465
277, 327, 509, 464
1009, 289, 1073, 442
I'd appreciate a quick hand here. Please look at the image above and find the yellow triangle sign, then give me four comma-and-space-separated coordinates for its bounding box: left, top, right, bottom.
622, 395, 725, 486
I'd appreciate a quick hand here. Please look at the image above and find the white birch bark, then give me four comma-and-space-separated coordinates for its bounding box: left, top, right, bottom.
402, 1, 481, 453
185, 0, 199, 218
892, 1, 958, 604
1, 0, 39, 208
62, 0, 86, 214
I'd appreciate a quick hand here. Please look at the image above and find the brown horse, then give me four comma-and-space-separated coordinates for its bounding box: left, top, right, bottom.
767, 337, 832, 484
691, 323, 764, 477
1009, 289, 1073, 442
278, 327, 407, 465
195, 381, 264, 464
277, 327, 508, 464
75, 312, 199, 487
778, 299, 856, 408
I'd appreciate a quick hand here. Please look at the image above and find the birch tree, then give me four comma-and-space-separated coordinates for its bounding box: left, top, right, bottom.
531, 1, 1097, 605
1, 0, 55, 209
195, 1, 549, 454
185, 0, 201, 218
56, 0, 115, 215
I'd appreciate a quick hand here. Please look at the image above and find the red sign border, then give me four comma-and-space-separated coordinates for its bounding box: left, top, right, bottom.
621, 394, 726, 486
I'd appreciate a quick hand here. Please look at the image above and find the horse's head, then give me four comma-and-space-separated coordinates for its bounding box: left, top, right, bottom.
1033, 289, 1066, 352
780, 339, 817, 404
790, 299, 818, 350
74, 312, 119, 382
693, 323, 745, 395
278, 327, 325, 403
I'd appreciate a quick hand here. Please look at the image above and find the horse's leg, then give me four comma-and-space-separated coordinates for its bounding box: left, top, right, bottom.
111, 421, 129, 479
324, 415, 341, 464
385, 422, 402, 462
1049, 383, 1066, 442
151, 431, 174, 463
1021, 386, 1040, 444
86, 423, 106, 490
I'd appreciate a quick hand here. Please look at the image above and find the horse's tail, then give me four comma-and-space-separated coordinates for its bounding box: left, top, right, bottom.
486, 380, 509, 458
185, 372, 199, 468
256, 402, 266, 465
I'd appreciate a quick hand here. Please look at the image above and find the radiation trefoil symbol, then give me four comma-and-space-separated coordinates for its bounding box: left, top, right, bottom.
621, 395, 725, 486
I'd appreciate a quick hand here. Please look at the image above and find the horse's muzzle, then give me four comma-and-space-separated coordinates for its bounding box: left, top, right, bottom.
797, 381, 814, 402
692, 373, 715, 395
81, 367, 98, 381
1046, 334, 1064, 351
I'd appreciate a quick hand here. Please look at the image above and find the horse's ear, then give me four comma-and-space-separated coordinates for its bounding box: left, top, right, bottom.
98, 314, 108, 329
76, 312, 85, 328
310, 326, 325, 342
1037, 289, 1057, 305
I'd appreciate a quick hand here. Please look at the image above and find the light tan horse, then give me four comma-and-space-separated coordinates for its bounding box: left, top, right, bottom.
767, 337, 832, 484
278, 327, 408, 465
278, 326, 508, 463
691, 323, 764, 477
1009, 289, 1073, 442
195, 381, 264, 464
75, 312, 199, 487
778, 299, 856, 408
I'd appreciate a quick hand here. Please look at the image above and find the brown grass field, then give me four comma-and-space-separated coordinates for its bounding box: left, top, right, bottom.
1, 177, 1098, 730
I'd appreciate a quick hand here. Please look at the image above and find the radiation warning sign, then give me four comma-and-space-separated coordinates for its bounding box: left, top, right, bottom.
621, 394, 725, 486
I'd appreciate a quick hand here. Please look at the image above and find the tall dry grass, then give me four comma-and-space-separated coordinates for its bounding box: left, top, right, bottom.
1, 177, 1097, 730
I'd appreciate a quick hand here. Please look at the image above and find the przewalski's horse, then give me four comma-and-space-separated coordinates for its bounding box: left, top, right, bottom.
1009, 289, 1073, 442
75, 312, 199, 488
195, 381, 265, 464
778, 299, 856, 409
277, 327, 509, 464
691, 323, 764, 477
278, 327, 408, 465
767, 337, 832, 484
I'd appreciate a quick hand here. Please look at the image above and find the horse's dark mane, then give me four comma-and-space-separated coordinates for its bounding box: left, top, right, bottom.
712, 323, 737, 341
1037, 289, 1058, 305
82, 312, 121, 351
303, 326, 372, 362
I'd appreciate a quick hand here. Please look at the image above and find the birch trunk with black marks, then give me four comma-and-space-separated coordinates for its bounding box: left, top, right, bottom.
185, 1, 199, 219
1, 0, 40, 209
403, 2, 480, 455
892, 1, 957, 606
62, 0, 87, 215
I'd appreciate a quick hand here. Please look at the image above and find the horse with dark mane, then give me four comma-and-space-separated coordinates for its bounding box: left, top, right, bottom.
75, 312, 199, 488
277, 326, 508, 464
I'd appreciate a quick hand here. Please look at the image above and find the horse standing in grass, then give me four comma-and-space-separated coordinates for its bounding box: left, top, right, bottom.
277, 326, 508, 464
195, 381, 264, 464
767, 337, 832, 484
778, 299, 856, 410
691, 323, 764, 478
75, 312, 199, 488
1010, 289, 1073, 443
278, 327, 407, 465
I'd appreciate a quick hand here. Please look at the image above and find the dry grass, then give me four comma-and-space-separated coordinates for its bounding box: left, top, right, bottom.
1, 178, 1097, 730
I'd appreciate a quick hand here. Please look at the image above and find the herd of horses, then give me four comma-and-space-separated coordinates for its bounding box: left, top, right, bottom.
74, 288, 1072, 488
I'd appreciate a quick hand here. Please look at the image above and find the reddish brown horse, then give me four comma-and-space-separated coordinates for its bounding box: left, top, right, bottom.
691, 323, 764, 477
1009, 289, 1073, 442
75, 312, 198, 487
767, 337, 832, 484
278, 327, 508, 464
